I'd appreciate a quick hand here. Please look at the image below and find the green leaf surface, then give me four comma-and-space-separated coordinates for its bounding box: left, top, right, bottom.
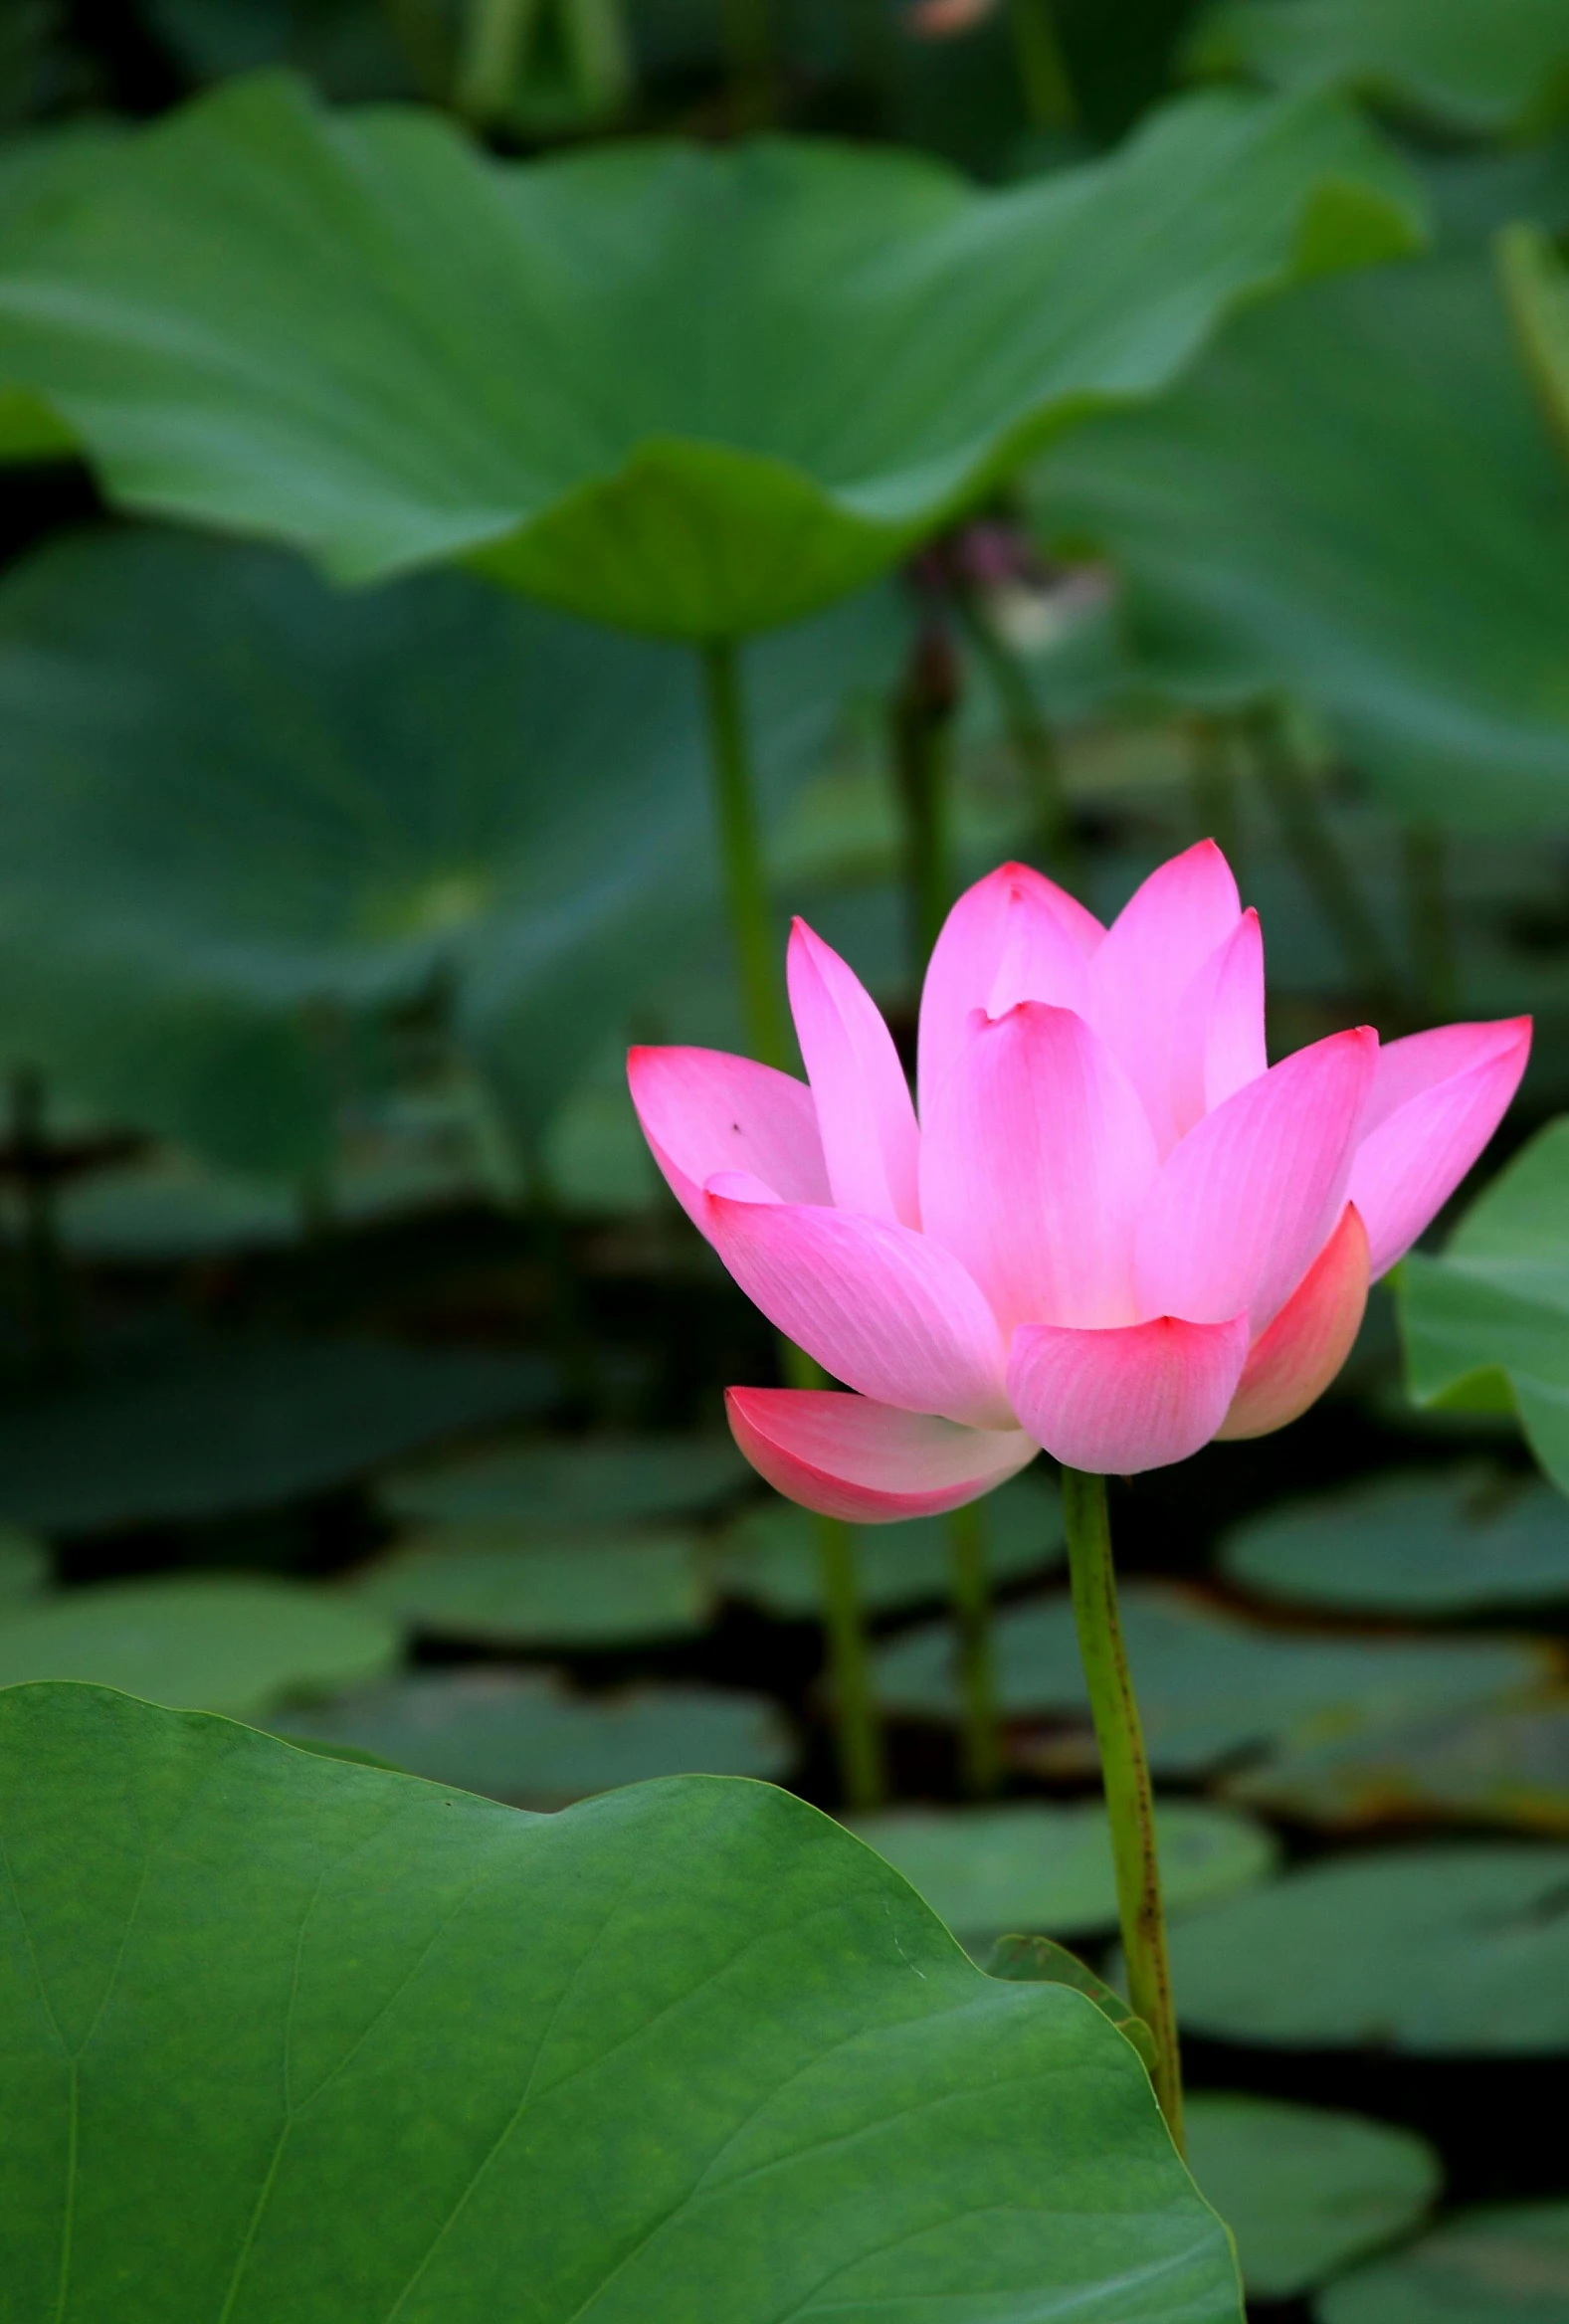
713, 1472, 1063, 1618
0, 1682, 1244, 2322
1190, 0, 1569, 134
1400, 1117, 1569, 1494
0, 1576, 398, 1716
847, 1802, 1276, 1943
1318, 2205, 1569, 2324
1162, 1844, 1569, 2050
872, 1584, 1549, 1773
0, 527, 888, 1165
0, 127, 120, 459
380, 1431, 748, 1526
353, 1524, 710, 1646
1220, 1465, 1569, 1614
277, 1669, 795, 1802
984, 1934, 1161, 2072
1037, 258, 1569, 828
1228, 1699, 1569, 1832
1183, 2094, 1441, 2299
0, 72, 1420, 639
0, 1334, 555, 1532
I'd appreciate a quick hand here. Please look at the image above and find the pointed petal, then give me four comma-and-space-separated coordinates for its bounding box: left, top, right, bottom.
1006, 1312, 1251, 1474
725, 1388, 1037, 1521
786, 919, 920, 1229
917, 861, 1102, 1117
1089, 840, 1242, 1150
1350, 1018, 1532, 1278
628, 1045, 829, 1234
1136, 1026, 1378, 1334
1169, 908, 1268, 1143
920, 1002, 1157, 1333
1217, 1203, 1369, 1442
702, 1184, 1012, 1428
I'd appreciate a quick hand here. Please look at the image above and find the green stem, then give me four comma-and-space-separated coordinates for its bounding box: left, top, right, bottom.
781, 1338, 886, 1810
1061, 1469, 1182, 2149
10, 1069, 76, 1384
699, 639, 790, 1071
454, 0, 541, 123
890, 627, 959, 975
1496, 221, 1569, 479
719, 0, 774, 122
1187, 714, 1244, 873
1007, 0, 1077, 129
947, 1500, 1001, 1797
1248, 706, 1406, 1024
956, 588, 1082, 894
1402, 824, 1458, 1021
560, 0, 633, 118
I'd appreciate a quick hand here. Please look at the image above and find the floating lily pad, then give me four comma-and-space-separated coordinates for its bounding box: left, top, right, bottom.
0, 1575, 398, 1717
712, 1472, 1063, 1619
353, 1525, 709, 1646
1163, 1845, 1569, 2050
1185, 2094, 1441, 2300
0, 1683, 1243, 2322
1221, 1466, 1569, 1614
873, 1584, 1550, 1773
1230, 1700, 1569, 1832
1039, 259, 1569, 829
278, 1669, 794, 1803
1319, 2204, 1569, 2324
848, 1801, 1276, 1943
0, 1334, 555, 1532
0, 1526, 47, 1608
0, 73, 1418, 640
380, 1432, 748, 1528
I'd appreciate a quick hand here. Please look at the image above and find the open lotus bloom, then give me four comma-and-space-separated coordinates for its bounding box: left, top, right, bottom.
629, 845, 1529, 1518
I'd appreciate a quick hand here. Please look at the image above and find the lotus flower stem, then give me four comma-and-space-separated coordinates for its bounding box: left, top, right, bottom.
892, 623, 961, 971
1061, 1468, 1183, 2149
1402, 825, 1458, 1020
1007, 0, 1077, 129
699, 639, 791, 1072
946, 1500, 1001, 1796
719, 0, 776, 121
954, 589, 1082, 894
1247, 706, 1406, 1023
454, 0, 541, 124
1186, 715, 1244, 877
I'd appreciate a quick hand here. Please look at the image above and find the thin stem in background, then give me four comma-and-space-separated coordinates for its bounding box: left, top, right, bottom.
891, 619, 961, 976
955, 587, 1083, 895
1496, 221, 1569, 477
455, 0, 541, 124
1007, 0, 1077, 129
719, 0, 775, 123
1247, 705, 1407, 1026
780, 1339, 887, 1811
1402, 824, 1459, 1021
699, 638, 791, 1072
1186, 714, 1245, 875
946, 1500, 1001, 1796
1061, 1468, 1183, 2148
9, 1069, 77, 1385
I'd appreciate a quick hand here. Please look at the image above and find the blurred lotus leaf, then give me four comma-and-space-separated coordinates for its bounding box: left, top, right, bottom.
379, 1431, 747, 1527
0, 72, 1421, 639
1229, 1699, 1569, 1832
0, 1525, 47, 1607
1184, 2094, 1441, 2300
353, 1524, 711, 1646
1037, 258, 1569, 828
0, 1574, 399, 1716
1160, 1844, 1569, 2049
278, 1668, 795, 1802
873, 1582, 1553, 1771
1319, 2203, 1569, 2323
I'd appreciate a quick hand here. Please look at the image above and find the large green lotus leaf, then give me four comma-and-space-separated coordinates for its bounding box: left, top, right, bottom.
1189, 0, 1569, 134
1220, 1465, 1569, 1614
1319, 2205, 1569, 2324
872, 1584, 1550, 1773
0, 1682, 1244, 2323
848, 1802, 1275, 1944
0, 127, 120, 459
277, 1668, 795, 1802
1161, 1844, 1569, 2050
0, 72, 1421, 641
1184, 2094, 1441, 2300
0, 1334, 554, 1532
0, 528, 887, 1165
713, 1472, 1063, 1619
1229, 1699, 1569, 1832
352, 1522, 712, 1646
380, 1431, 748, 1527
1399, 1118, 1569, 1494
1037, 258, 1569, 829
0, 1576, 398, 1716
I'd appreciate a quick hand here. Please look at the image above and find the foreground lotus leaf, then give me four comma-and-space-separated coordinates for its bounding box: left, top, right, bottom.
1184, 2093, 1441, 2299
1161, 1844, 1569, 2049
872, 1581, 1551, 1771
1317, 2203, 1569, 2324
0, 1683, 1243, 2322
0, 71, 1420, 639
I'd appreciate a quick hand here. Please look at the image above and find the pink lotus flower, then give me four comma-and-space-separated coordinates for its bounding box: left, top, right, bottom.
629, 845, 1529, 1517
